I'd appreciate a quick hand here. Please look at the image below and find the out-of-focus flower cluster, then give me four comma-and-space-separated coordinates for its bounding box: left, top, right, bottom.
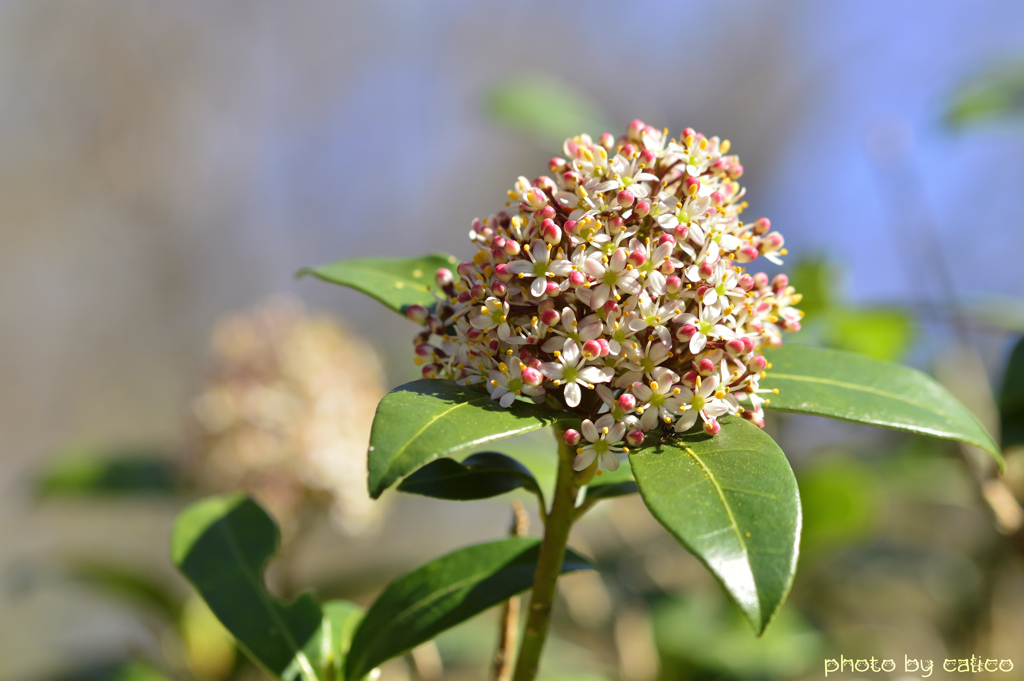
409, 121, 802, 473
187, 298, 387, 538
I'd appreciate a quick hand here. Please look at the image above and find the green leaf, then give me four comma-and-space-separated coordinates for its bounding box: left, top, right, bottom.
1001, 336, 1024, 449
396, 451, 542, 501
484, 76, 612, 144
823, 307, 914, 362
171, 494, 363, 681
37, 451, 179, 497
760, 344, 1003, 469
583, 456, 637, 501
345, 537, 593, 681
368, 379, 568, 498
946, 61, 1024, 127
69, 562, 179, 621
628, 417, 801, 634
298, 254, 458, 316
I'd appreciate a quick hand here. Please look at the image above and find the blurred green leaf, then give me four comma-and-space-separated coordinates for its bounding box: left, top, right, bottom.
484, 76, 612, 143
69, 562, 178, 621
180, 594, 237, 681
797, 457, 879, 553
368, 378, 570, 498
653, 594, 822, 677
37, 451, 179, 497
37, 661, 176, 681
629, 417, 801, 634
761, 345, 1003, 469
345, 537, 593, 681
947, 62, 1024, 127
789, 257, 836, 319
397, 451, 542, 501
171, 494, 362, 681
824, 306, 914, 362
299, 254, 458, 316
1001, 336, 1024, 449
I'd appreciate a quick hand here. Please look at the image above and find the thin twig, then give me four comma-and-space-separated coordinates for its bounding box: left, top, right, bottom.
491, 500, 530, 681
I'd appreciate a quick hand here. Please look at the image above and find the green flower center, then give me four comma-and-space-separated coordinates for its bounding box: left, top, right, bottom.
603, 270, 619, 286
691, 395, 706, 411
534, 262, 548, 277
641, 358, 655, 373
562, 366, 578, 383
507, 378, 523, 393
699, 321, 713, 335
593, 440, 610, 454
650, 392, 666, 408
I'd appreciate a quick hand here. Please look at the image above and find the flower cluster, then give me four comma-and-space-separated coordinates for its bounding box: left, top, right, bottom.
409, 121, 802, 473
188, 298, 388, 537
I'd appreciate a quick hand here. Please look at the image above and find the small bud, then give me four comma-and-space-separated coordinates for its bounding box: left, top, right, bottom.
562, 171, 579, 189
753, 272, 770, 289
563, 220, 578, 235
406, 304, 429, 325
491, 281, 507, 297
563, 429, 582, 446
457, 261, 475, 279
634, 200, 651, 218
535, 177, 557, 194
627, 118, 645, 139
676, 324, 697, 341
698, 261, 714, 279
627, 249, 647, 268
672, 224, 689, 240
771, 273, 789, 292
537, 205, 556, 220
603, 300, 620, 316
569, 270, 586, 287
549, 157, 567, 173
599, 132, 615, 149
435, 268, 454, 288
695, 358, 716, 376
620, 143, 637, 158
748, 354, 767, 372
666, 275, 683, 294
616, 190, 634, 208
703, 418, 722, 436
528, 357, 543, 369
541, 218, 562, 244
710, 191, 724, 206
525, 187, 547, 210
596, 338, 611, 356
738, 273, 755, 291
626, 429, 645, 446
494, 263, 514, 282
725, 338, 747, 356
415, 343, 434, 357
753, 217, 771, 235
685, 177, 701, 196
639, 149, 657, 166
742, 409, 765, 428
421, 364, 440, 379
761, 232, 785, 252
504, 240, 522, 256
618, 393, 637, 411
457, 290, 472, 304
735, 244, 759, 263
522, 366, 544, 386
682, 127, 696, 139
540, 308, 560, 326
582, 339, 603, 359
658, 234, 676, 247
544, 280, 560, 297
466, 328, 482, 341
489, 339, 501, 352
681, 371, 699, 389
741, 336, 755, 353
471, 283, 486, 299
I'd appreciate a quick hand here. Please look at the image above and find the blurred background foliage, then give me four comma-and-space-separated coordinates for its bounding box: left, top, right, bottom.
4, 2, 1024, 680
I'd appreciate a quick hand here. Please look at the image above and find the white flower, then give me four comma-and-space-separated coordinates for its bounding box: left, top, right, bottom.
672, 375, 732, 432
583, 248, 641, 309
507, 240, 573, 298
540, 338, 613, 407
470, 297, 512, 341
487, 360, 545, 408
573, 414, 627, 472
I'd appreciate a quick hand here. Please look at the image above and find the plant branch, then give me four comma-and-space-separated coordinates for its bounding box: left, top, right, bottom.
491, 500, 530, 681
511, 425, 583, 681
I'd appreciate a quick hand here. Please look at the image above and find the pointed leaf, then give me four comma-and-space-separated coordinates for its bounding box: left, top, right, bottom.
1001, 336, 1024, 449
298, 254, 458, 316
761, 345, 1003, 469
345, 537, 592, 681
396, 451, 542, 500
368, 379, 568, 498
171, 494, 363, 681
629, 418, 801, 634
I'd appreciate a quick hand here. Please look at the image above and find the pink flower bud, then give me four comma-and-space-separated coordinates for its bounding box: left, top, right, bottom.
491, 281, 507, 297
698, 261, 714, 279
596, 339, 611, 356
535, 176, 557, 194
685, 177, 701, 195
528, 357, 542, 369
466, 328, 482, 341
618, 393, 637, 411
428, 317, 446, 334
761, 232, 785, 252
421, 364, 440, 379
620, 143, 637, 158
541, 218, 562, 244
676, 324, 697, 341
522, 366, 543, 386
753, 272, 769, 289
549, 157, 567, 173
435, 268, 454, 288
413, 330, 430, 345
771, 273, 789, 292
544, 280, 560, 297
682, 127, 696, 138
471, 218, 482, 234
494, 263, 514, 282
672, 224, 689, 240
537, 205, 556, 220
626, 429, 645, 446
742, 409, 765, 428
492, 235, 507, 250
735, 245, 759, 263
710, 191, 724, 206
489, 339, 501, 352
563, 220, 578, 235
603, 300, 620, 316
634, 200, 651, 218
616, 190, 634, 208
582, 339, 603, 359
406, 304, 429, 325
563, 429, 582, 446
738, 274, 754, 291
525, 187, 547, 210
471, 283, 486, 299
627, 249, 647, 268
695, 358, 716, 376
504, 240, 521, 256
741, 336, 755, 353
569, 270, 586, 287
728, 163, 744, 179
703, 418, 722, 436
415, 343, 434, 357
540, 308, 560, 326
748, 354, 767, 372
628, 119, 645, 139
681, 371, 699, 389
725, 339, 747, 356
658, 234, 676, 247
753, 217, 771, 235
457, 262, 474, 279
457, 291, 472, 304
659, 260, 675, 275
599, 132, 615, 149
666, 275, 683, 294
562, 171, 579, 189
639, 149, 657, 166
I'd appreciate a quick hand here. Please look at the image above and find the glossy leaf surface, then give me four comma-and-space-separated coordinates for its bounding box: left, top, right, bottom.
1001, 336, 1024, 449
368, 379, 567, 498
298, 254, 457, 315
345, 537, 592, 681
396, 451, 542, 500
761, 344, 1003, 468
629, 418, 801, 633
171, 494, 362, 681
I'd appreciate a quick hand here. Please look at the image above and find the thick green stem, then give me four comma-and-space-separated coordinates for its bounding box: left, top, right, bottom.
511, 427, 583, 681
